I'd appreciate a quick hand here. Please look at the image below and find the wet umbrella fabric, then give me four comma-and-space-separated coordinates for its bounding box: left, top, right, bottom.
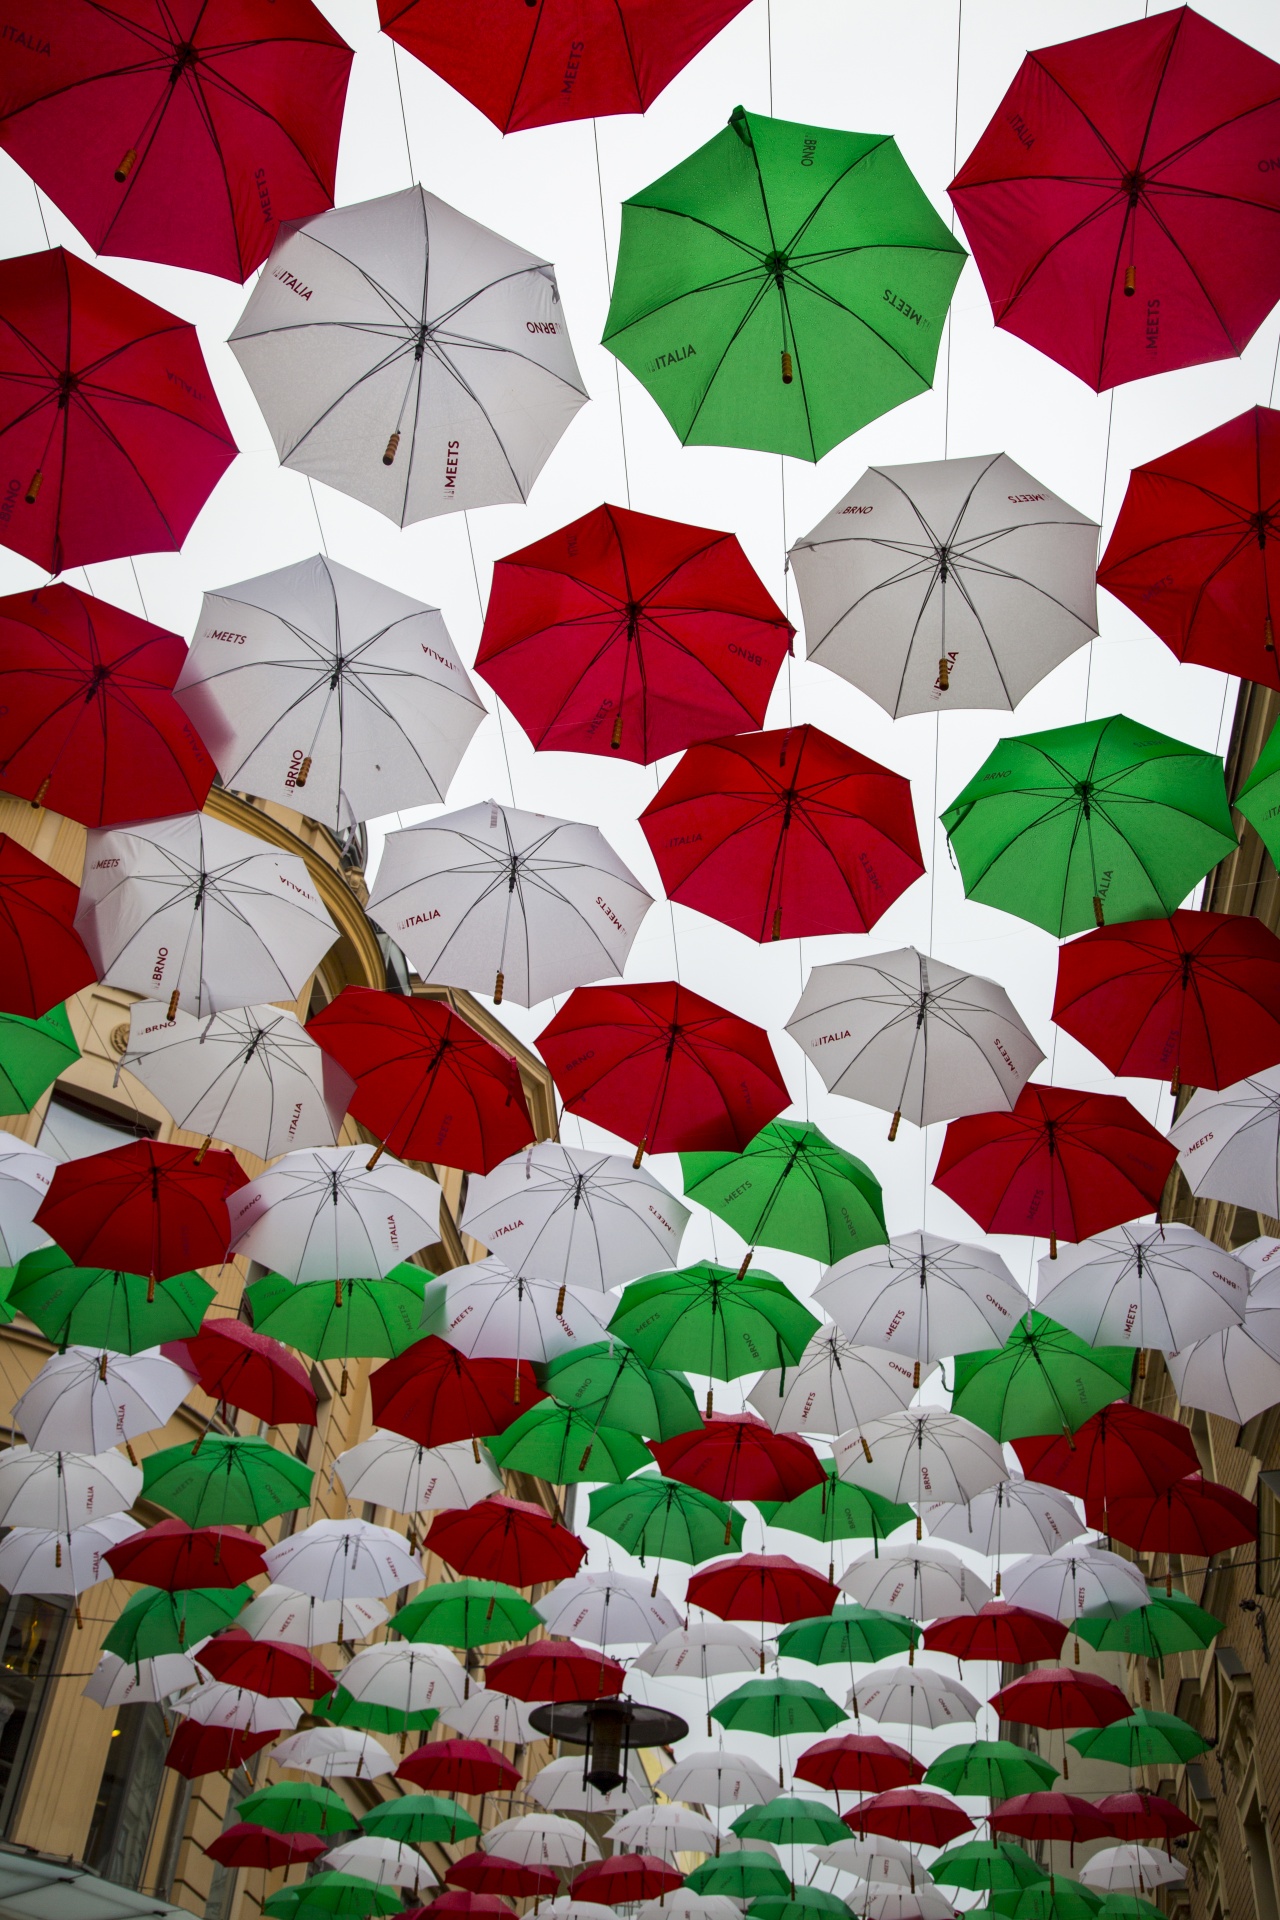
0, 837, 96, 1020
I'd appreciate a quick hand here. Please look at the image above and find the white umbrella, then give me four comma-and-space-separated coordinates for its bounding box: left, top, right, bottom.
1237, 1235, 1280, 1275
483, 1814, 601, 1867
633, 1623, 771, 1680
230, 184, 588, 526
321, 1838, 433, 1889
542, 1904, 617, 1920
636, 1902, 741, 1920
367, 800, 652, 1007
0, 1135, 54, 1266
420, 1257, 612, 1364
337, 1644, 467, 1717
609, 1807, 720, 1857
460, 1142, 690, 1293
846, 1665, 979, 1731
839, 1546, 992, 1620
787, 949, 1043, 1134
332, 1433, 501, 1514
14, 1345, 191, 1455
84, 1650, 203, 1708
0, 1514, 141, 1603
811, 1840, 927, 1889
275, 1729, 394, 1781
236, 1585, 388, 1648
920, 1478, 1086, 1559
1001, 1544, 1151, 1622
440, 1688, 539, 1745
1169, 1066, 1280, 1213
816, 1232, 1028, 1377
263, 1518, 421, 1603
227, 1145, 441, 1281
789, 452, 1098, 718
857, 1887, 954, 1920
0, 1445, 142, 1530
1167, 1268, 1280, 1423
1078, 1846, 1186, 1893
833, 1410, 1008, 1515
1036, 1223, 1248, 1358
529, 1754, 651, 1813
179, 1681, 301, 1735
655, 1750, 777, 1807
77, 812, 337, 1020
119, 1002, 353, 1159
748, 1328, 926, 1438
177, 554, 486, 832
535, 1569, 681, 1647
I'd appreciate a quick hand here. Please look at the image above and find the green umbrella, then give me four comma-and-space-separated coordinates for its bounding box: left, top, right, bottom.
589, 1473, 743, 1567
687, 1858, 791, 1901
749, 1892, 850, 1920
989, 1888, 1102, 1920
389, 1579, 540, 1648
142, 1433, 314, 1526
931, 1841, 1048, 1893
609, 1260, 820, 1416
758, 1468, 912, 1578
730, 1795, 847, 1847
102, 1583, 252, 1660
680, 1121, 887, 1267
1072, 1586, 1222, 1661
360, 1793, 479, 1843
776, 1604, 919, 1667
1068, 1709, 1209, 1768
262, 1895, 308, 1920
11, 1245, 214, 1353
0, 1003, 78, 1114
951, 1313, 1134, 1441
540, 1340, 701, 1440
940, 715, 1236, 936
266, 1875, 399, 1918
925, 1740, 1057, 1799
711, 1676, 846, 1743
486, 1400, 649, 1484
238, 1782, 353, 1835
1096, 1899, 1164, 1920
246, 1267, 429, 1369
603, 105, 965, 461
313, 1689, 438, 1737
1234, 713, 1280, 869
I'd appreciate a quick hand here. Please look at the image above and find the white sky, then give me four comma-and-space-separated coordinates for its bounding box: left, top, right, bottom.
2, 0, 1276, 1853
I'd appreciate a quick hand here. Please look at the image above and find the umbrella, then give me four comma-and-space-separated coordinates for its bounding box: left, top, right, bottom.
85, 1650, 203, 1708
681, 1121, 886, 1267
393, 1579, 540, 1648
540, 983, 789, 1164
1072, 1586, 1222, 1662
372, 1337, 537, 1449
940, 715, 1235, 938
535, 1569, 679, 1646
685, 1860, 789, 1902
397, 1740, 520, 1796
421, 1259, 612, 1366
839, 1547, 991, 1621
777, 1607, 919, 1669
35, 1139, 244, 1291
485, 1640, 623, 1702
0, 1134, 54, 1266
249, 1270, 431, 1375
425, 1496, 584, 1587
541, 1906, 615, 1920
0, 584, 215, 827
0, 246, 236, 573
657, 1750, 777, 1807
732, 1796, 847, 1846
923, 1602, 1067, 1666
930, 1842, 1046, 1894
541, 1343, 700, 1440
178, 556, 484, 832
795, 1737, 922, 1796
748, 1329, 925, 1438
439, 1690, 538, 1745
178, 1681, 301, 1735
527, 1755, 650, 1816
417, 1900, 514, 1920
270, 1875, 400, 1918
991, 1794, 1113, 1848
1001, 1546, 1150, 1624
482, 1814, 602, 1867
13, 1344, 190, 1453
321, 1838, 432, 1886
991, 1888, 1102, 1920
991, 1670, 1132, 1732
1037, 1225, 1248, 1359
758, 1473, 913, 1579
197, 1629, 333, 1698
1166, 1258, 1280, 1422
711, 1677, 846, 1743
477, 501, 791, 763
787, 949, 1043, 1137
0, 1444, 142, 1530
652, 1413, 825, 1504
205, 1827, 328, 1871
120, 1003, 352, 1161
949, 10, 1280, 391
604, 105, 965, 459
0, 1513, 139, 1606
77, 812, 337, 1020
183, 1321, 317, 1427
1071, 1710, 1209, 1771
844, 1790, 973, 1846
810, 1838, 923, 1887
1014, 1404, 1200, 1511
488, 1401, 647, 1485
1077, 1849, 1185, 1895
1237, 716, 1280, 867
237, 1587, 387, 1648
832, 1410, 1008, 1517
167, 1721, 278, 1779
362, 1794, 480, 1845
238, 1783, 354, 1837
315, 1689, 441, 1740
608, 1809, 720, 1858
1094, 1792, 1198, 1845
933, 1086, 1178, 1259
926, 1743, 1057, 1799
9, 1247, 212, 1352
857, 1892, 954, 1920
227, 1146, 441, 1283
790, 454, 1098, 718
0, 838, 96, 1020
634, 1623, 771, 1681
1169, 1065, 1280, 1214
848, 1667, 980, 1733
688, 1555, 838, 1625
0, 1003, 79, 1115
571, 1858, 682, 1905
642, 726, 923, 943
921, 1479, 1086, 1562
448, 1858, 558, 1901
265, 1518, 421, 1604
336, 1645, 467, 1725
104, 1583, 251, 1659
333, 1433, 501, 1515
230, 185, 586, 524
637, 1904, 734, 1920
102, 1518, 265, 1592
949, 1313, 1135, 1443
1093, 1473, 1257, 1560
816, 1231, 1028, 1377
610, 1263, 819, 1414
588, 1476, 742, 1573
141, 1433, 313, 1527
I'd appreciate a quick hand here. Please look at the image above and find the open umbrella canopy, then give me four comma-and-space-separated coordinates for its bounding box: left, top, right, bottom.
0, 838, 96, 1021
991, 1669, 1132, 1731
36, 1139, 245, 1287
248, 1269, 430, 1366
182, 1320, 318, 1427
488, 1400, 649, 1485
0, 1003, 79, 1116
950, 1313, 1135, 1442
657, 1750, 777, 1808
141, 1434, 314, 1528
0, 1515, 139, 1603
397, 1740, 521, 1796
1237, 718, 1280, 869
422, 1260, 612, 1367
777, 1606, 919, 1668
0, 1445, 144, 1533
680, 1121, 887, 1265
230, 1780, 352, 1839
13, 1344, 191, 1453
371, 1336, 539, 1449
1168, 1064, 1280, 1215
712, 1676, 846, 1738
652, 1413, 825, 1504
685, 1859, 790, 1902
847, 1664, 980, 1732
757, 1471, 913, 1573
362, 1794, 480, 1845
447, 1857, 558, 1901
925, 1742, 1058, 1800
482, 1812, 602, 1866
439, 1691, 538, 1746
167, 1720, 278, 1780
1077, 1848, 1185, 1896
1036, 1225, 1248, 1358
264, 1518, 421, 1603
930, 1841, 1047, 1894
1001, 1546, 1150, 1624
840, 1546, 992, 1622
609, 1808, 720, 1859
731, 1796, 847, 1847
269, 1873, 401, 1918
635, 1623, 772, 1682
1072, 1586, 1223, 1661
810, 1838, 922, 1888
588, 1475, 742, 1566
271, 1734, 392, 1789
924, 1602, 1067, 1666
749, 1329, 925, 1438
227, 1146, 440, 1284
921, 1480, 1087, 1561
320, 1837, 431, 1886
1095, 1792, 1198, 1844
989, 1887, 1103, 1920
844, 1788, 974, 1846
535, 1567, 680, 1645
197, 1629, 333, 1699
1070, 1711, 1210, 1769
1091, 1472, 1257, 1559
10, 1248, 214, 1354
425, 1497, 585, 1587
990, 1794, 1114, 1846
541, 1343, 701, 1441
688, 1555, 838, 1625
485, 1640, 623, 1703
1166, 1264, 1280, 1425
940, 716, 1235, 937
571, 1857, 683, 1906
391, 1580, 540, 1648
237, 1587, 387, 1649
604, 105, 965, 460
204, 1827, 329, 1872
795, 1735, 923, 1795
833, 1409, 1009, 1510
610, 1263, 819, 1413
816, 1231, 1028, 1372
1014, 1403, 1200, 1511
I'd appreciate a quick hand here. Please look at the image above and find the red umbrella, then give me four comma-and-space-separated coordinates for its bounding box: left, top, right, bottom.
0, 584, 215, 827
475, 502, 792, 764
204, 1825, 329, 1870
396, 1739, 521, 1796
1089, 1472, 1257, 1558
422, 1898, 515, 1919
1014, 1403, 1200, 1513
446, 1857, 558, 1900
1053, 909, 1280, 1094
34, 1139, 247, 1296
0, 247, 236, 574
538, 982, 789, 1164
1096, 1790, 1199, 1844
423, 1496, 585, 1587
923, 1601, 1067, 1666
166, 1718, 276, 1779
932, 1083, 1177, 1258
640, 725, 924, 943
380, 0, 750, 133
949, 10, 1280, 391
103, 1518, 267, 1590
843, 1788, 973, 1846
182, 1320, 318, 1427
308, 987, 534, 1175
196, 1629, 334, 1699
485, 1639, 623, 1703
991, 1668, 1132, 1730
0, 2, 353, 282
0, 834, 96, 1018
686, 1554, 838, 1624
651, 1413, 825, 1505
572, 1858, 682, 1905
796, 1734, 924, 1795
990, 1793, 1114, 1846
1098, 406, 1280, 686
371, 1337, 540, 1449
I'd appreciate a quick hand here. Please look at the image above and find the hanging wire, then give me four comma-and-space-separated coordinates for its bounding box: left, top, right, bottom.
593, 120, 632, 508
